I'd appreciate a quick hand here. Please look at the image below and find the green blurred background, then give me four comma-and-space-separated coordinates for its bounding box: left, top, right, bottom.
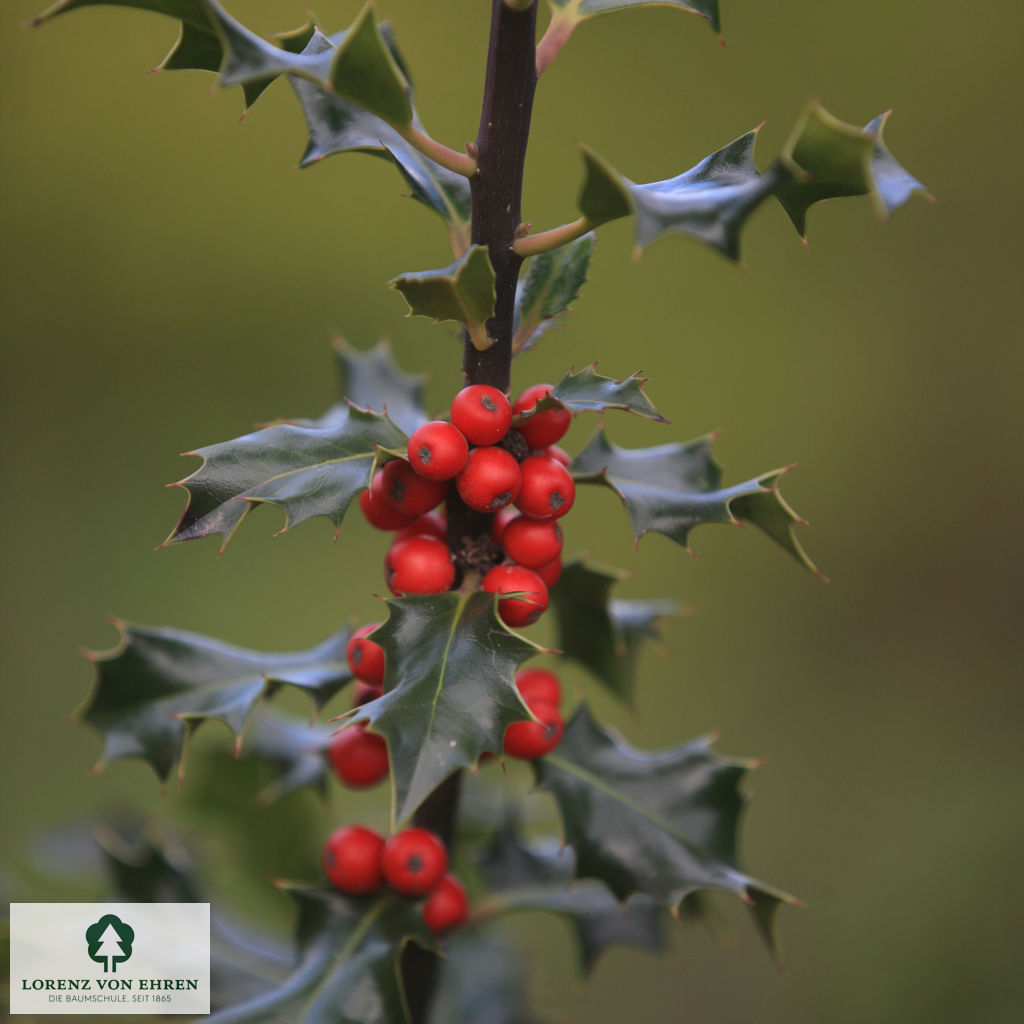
2, 1, 1022, 1021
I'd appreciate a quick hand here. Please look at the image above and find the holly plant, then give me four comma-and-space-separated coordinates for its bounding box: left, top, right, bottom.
30, 1, 928, 1021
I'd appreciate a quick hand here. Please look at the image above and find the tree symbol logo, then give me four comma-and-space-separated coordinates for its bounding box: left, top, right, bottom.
85, 914, 135, 973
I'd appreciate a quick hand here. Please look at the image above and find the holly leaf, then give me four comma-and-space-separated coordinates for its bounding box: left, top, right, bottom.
570, 427, 822, 576
349, 592, 541, 829
478, 820, 667, 974
205, 887, 433, 1024
535, 704, 799, 959
33, 1, 414, 128
240, 711, 333, 806
573, 130, 780, 261
309, 339, 428, 438
549, 561, 676, 701
78, 621, 352, 782
165, 403, 408, 549
564, 103, 926, 260
291, 28, 471, 248
543, 364, 667, 421
389, 246, 497, 353
512, 233, 596, 354
548, 0, 720, 35
429, 934, 545, 1024
775, 102, 932, 238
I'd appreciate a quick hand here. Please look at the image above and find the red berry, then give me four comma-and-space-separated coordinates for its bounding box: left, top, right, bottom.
456, 446, 522, 513
422, 873, 469, 935
515, 455, 575, 521
382, 828, 448, 897
385, 535, 455, 595
360, 473, 417, 531
351, 679, 382, 706
381, 459, 449, 518
407, 421, 469, 481
347, 623, 385, 686
450, 385, 512, 446
323, 825, 385, 895
544, 444, 572, 467
482, 564, 549, 627
513, 384, 571, 449
515, 667, 562, 710
327, 723, 389, 788
533, 555, 563, 589
394, 511, 447, 543
501, 516, 563, 568
503, 703, 564, 760
491, 505, 518, 543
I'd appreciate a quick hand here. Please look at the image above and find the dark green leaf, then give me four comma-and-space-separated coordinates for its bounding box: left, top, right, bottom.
576, 144, 634, 228
773, 101, 930, 239
575, 130, 779, 261
478, 819, 667, 974
389, 246, 497, 352
206, 887, 432, 1024
550, 561, 676, 701
429, 933, 544, 1024
291, 29, 471, 246
512, 233, 596, 354
310, 339, 428, 438
239, 711, 333, 806
570, 427, 821, 575
350, 592, 541, 829
535, 704, 798, 958
544, 364, 666, 421
566, 105, 926, 260
165, 404, 407, 549
548, 0, 720, 35
33, 1, 414, 128
78, 621, 351, 782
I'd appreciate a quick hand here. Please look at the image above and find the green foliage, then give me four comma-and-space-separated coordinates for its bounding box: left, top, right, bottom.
571, 427, 820, 573
79, 620, 351, 781
566, 101, 926, 260
536, 705, 798, 956
27, 0, 931, 1020
478, 819, 667, 973
550, 561, 676, 701
390, 246, 497, 351
349, 592, 541, 829
512, 233, 596, 353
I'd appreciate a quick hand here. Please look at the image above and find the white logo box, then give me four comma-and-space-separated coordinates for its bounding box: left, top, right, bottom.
9, 903, 210, 1015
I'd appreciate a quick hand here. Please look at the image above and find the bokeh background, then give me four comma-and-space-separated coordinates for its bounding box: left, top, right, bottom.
2, 1, 1022, 1021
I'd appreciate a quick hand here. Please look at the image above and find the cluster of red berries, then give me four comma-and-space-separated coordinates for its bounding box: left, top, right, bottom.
503, 666, 565, 760
322, 825, 467, 935
358, 383, 575, 627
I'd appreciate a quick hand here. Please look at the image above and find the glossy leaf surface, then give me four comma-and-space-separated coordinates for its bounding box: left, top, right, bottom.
566, 104, 925, 259
512, 233, 596, 353
79, 621, 351, 782
545, 364, 666, 421
478, 820, 667, 973
535, 704, 797, 956
428, 934, 542, 1024
571, 427, 820, 574
311, 340, 428, 437
290, 29, 471, 246
33, 1, 413, 127
350, 593, 540, 828
166, 404, 407, 549
549, 561, 676, 700
390, 246, 497, 352
205, 887, 432, 1024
